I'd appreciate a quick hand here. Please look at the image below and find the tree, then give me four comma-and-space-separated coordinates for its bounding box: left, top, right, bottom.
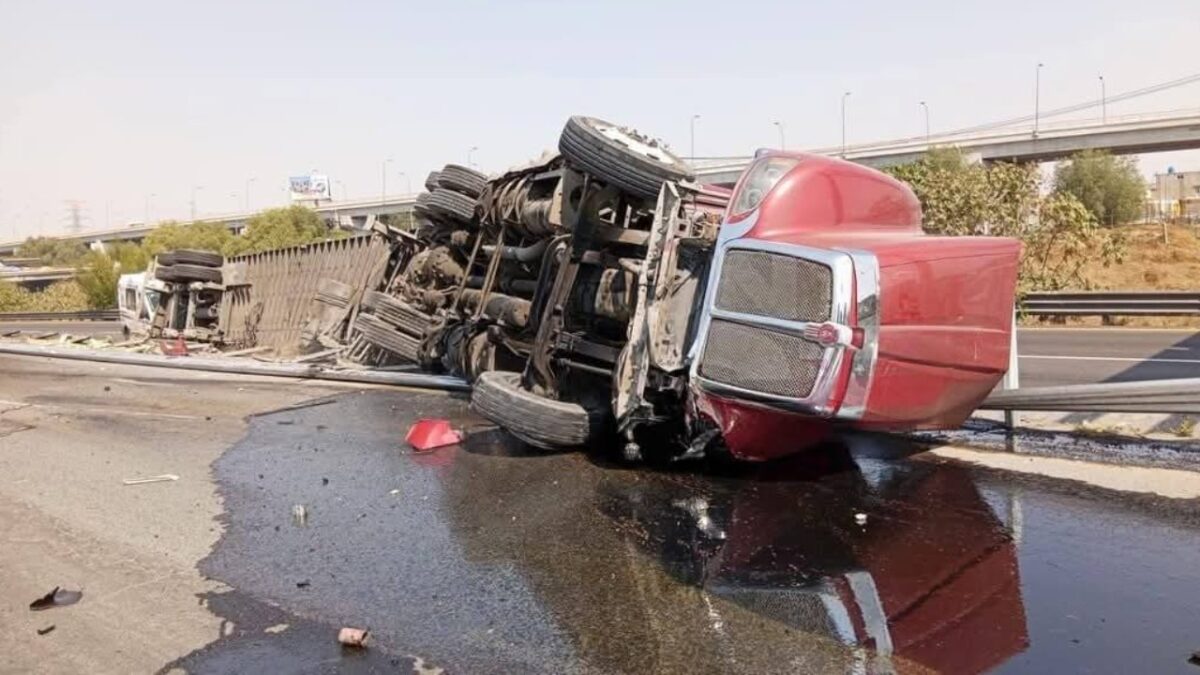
75, 242, 151, 309
1052, 149, 1145, 225
229, 206, 336, 255
143, 221, 235, 256
16, 236, 89, 267
886, 149, 1125, 292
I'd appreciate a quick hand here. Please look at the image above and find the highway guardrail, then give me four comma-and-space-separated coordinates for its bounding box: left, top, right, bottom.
0, 309, 119, 322
1022, 291, 1200, 316
981, 377, 1200, 414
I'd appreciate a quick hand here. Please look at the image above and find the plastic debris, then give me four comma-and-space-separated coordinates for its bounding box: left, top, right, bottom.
37, 625, 55, 636
338, 626, 370, 648
161, 336, 189, 357
29, 587, 83, 611
406, 419, 462, 452
855, 513, 868, 525
122, 474, 179, 486
292, 504, 308, 526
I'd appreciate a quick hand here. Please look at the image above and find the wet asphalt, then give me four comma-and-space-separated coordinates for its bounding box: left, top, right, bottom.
172, 388, 1200, 674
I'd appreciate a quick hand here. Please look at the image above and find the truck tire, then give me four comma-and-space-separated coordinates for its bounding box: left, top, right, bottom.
424, 171, 441, 192
558, 116, 693, 200
161, 249, 223, 268
159, 263, 222, 284
426, 188, 478, 223
363, 291, 430, 337
437, 164, 487, 198
471, 371, 600, 449
354, 313, 421, 362
413, 192, 434, 219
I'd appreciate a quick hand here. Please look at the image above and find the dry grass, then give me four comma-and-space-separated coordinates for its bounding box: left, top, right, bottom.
1023, 223, 1200, 328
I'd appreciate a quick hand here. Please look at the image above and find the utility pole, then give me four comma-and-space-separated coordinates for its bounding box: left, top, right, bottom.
1034, 62, 1044, 137
64, 200, 84, 234
841, 91, 852, 157
1098, 75, 1107, 123
919, 101, 930, 144
190, 186, 203, 222
772, 120, 785, 150
690, 114, 700, 159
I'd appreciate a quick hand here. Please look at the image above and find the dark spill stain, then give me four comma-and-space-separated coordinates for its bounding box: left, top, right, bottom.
178, 389, 1200, 674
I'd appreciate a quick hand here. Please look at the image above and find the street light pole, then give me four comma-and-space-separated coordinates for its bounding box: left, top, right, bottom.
1099, 75, 1107, 123
398, 171, 411, 194
919, 101, 930, 144
1034, 62, 1044, 137
144, 193, 156, 225
841, 91, 852, 157
772, 120, 785, 150
468, 146, 479, 168
244, 178, 256, 211
690, 114, 700, 159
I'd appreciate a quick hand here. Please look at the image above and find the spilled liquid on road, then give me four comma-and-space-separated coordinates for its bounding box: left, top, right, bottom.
173, 389, 1200, 674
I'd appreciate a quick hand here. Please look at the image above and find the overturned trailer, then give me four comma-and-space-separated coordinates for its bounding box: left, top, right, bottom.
213, 116, 1021, 463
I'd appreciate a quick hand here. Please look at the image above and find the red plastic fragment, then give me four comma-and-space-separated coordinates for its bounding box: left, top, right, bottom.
406, 418, 462, 452
161, 336, 189, 357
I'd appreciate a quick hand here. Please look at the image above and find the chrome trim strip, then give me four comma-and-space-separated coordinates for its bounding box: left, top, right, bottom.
689, 233, 856, 417
835, 248, 880, 420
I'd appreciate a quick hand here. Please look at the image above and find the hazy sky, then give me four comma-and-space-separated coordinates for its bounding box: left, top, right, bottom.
1, 0, 1198, 239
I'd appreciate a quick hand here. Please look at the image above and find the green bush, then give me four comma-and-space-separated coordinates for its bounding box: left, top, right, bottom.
17, 236, 89, 267
1052, 149, 1145, 226
75, 243, 150, 309
886, 149, 1125, 292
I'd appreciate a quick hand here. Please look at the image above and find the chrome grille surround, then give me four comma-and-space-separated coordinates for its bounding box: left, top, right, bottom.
690, 236, 859, 417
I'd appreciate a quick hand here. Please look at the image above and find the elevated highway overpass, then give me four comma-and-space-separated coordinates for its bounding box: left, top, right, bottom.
4, 110, 1198, 255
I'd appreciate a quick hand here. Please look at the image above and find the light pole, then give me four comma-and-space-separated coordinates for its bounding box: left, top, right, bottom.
468, 146, 479, 168
337, 180, 348, 200
144, 193, 156, 225
190, 186, 203, 222
1099, 75, 1107, 123
841, 91, 852, 157
381, 158, 393, 203
244, 178, 256, 211
398, 171, 411, 194
690, 114, 701, 159
919, 101, 930, 144
772, 120, 785, 150
1034, 62, 1044, 137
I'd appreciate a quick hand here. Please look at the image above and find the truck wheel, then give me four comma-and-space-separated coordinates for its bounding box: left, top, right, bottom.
354, 313, 421, 362
437, 164, 487, 199
167, 249, 223, 267
424, 171, 441, 192
363, 291, 430, 337
558, 116, 693, 200
161, 264, 222, 284
426, 188, 478, 223
471, 371, 601, 449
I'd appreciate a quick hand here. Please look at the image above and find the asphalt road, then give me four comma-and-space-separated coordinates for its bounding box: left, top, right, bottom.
2, 354, 1200, 673
0, 320, 122, 339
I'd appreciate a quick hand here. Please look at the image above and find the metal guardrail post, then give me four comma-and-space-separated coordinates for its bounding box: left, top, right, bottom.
1002, 307, 1020, 432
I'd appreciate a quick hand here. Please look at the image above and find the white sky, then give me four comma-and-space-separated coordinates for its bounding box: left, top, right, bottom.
1, 0, 1197, 239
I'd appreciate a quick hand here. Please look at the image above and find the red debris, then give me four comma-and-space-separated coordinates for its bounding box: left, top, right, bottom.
161, 336, 189, 357
405, 418, 462, 451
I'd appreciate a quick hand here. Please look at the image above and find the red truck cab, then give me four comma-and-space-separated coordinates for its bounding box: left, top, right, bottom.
689, 152, 1021, 461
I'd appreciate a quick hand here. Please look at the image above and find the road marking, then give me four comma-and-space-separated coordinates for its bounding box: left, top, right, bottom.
1019, 354, 1200, 365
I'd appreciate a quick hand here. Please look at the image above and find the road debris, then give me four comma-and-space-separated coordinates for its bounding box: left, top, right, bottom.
292, 504, 308, 526
29, 587, 83, 611
122, 474, 179, 486
855, 513, 868, 525
36, 625, 56, 636
337, 627, 369, 648
406, 418, 461, 451
1190, 651, 1200, 667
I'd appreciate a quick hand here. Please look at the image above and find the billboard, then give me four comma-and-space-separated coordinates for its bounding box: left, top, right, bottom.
289, 174, 331, 202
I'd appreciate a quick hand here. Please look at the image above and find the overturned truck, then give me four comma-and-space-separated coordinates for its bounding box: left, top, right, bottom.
349, 116, 1021, 462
